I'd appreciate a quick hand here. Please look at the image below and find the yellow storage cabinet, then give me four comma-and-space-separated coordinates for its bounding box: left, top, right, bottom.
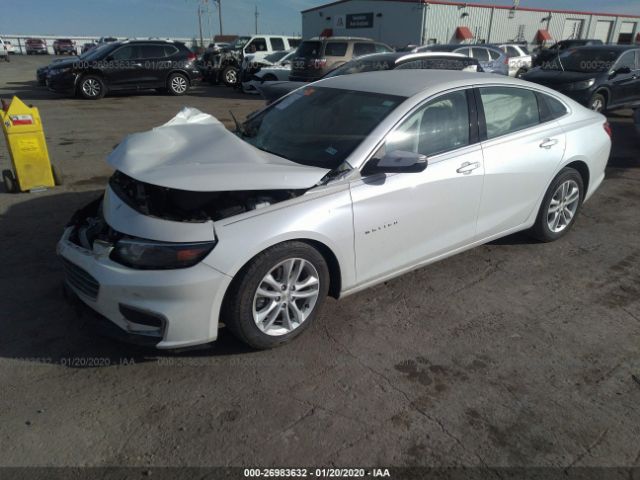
1, 96, 58, 193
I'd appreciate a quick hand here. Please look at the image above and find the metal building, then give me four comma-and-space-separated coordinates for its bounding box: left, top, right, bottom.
301, 0, 640, 49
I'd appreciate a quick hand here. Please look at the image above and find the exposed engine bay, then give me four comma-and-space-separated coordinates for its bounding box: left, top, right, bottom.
109, 170, 306, 222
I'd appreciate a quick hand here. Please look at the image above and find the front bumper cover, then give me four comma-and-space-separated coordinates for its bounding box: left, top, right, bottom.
57, 223, 232, 350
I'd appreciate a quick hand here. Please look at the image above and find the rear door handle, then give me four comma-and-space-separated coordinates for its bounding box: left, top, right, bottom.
456, 161, 481, 174
539, 138, 558, 149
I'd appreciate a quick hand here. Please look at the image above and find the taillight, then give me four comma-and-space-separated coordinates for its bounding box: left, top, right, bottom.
187, 52, 196, 61
503, 56, 509, 65
313, 58, 327, 69
603, 122, 612, 139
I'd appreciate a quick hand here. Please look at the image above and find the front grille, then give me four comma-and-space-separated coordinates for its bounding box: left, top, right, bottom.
62, 258, 100, 300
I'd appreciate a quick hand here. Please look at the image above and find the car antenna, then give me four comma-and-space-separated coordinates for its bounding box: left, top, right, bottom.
229, 110, 244, 136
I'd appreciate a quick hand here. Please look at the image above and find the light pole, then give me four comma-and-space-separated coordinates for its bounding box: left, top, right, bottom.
255, 4, 259, 34
213, 0, 223, 36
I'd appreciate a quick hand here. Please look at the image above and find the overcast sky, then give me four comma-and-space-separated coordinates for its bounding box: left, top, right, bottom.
1, 0, 638, 38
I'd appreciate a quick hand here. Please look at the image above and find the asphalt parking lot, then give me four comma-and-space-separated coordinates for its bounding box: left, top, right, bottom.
1, 55, 639, 473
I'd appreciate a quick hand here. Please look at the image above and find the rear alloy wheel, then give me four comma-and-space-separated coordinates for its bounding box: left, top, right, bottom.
531, 167, 584, 242
78, 75, 105, 99
222, 66, 239, 87
223, 241, 330, 349
589, 93, 606, 113
167, 73, 189, 95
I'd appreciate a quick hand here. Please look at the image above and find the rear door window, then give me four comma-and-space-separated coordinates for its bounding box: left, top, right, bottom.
141, 45, 166, 58
479, 87, 541, 139
324, 42, 348, 57
270, 38, 285, 51
353, 43, 376, 56
472, 48, 490, 61
111, 45, 139, 60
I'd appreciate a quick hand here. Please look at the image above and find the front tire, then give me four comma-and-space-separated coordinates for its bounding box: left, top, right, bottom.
588, 93, 606, 113
530, 167, 584, 242
223, 241, 330, 349
167, 72, 189, 95
222, 65, 239, 87
77, 75, 106, 99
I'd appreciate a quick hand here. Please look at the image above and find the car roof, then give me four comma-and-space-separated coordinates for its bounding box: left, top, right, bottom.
308, 36, 374, 42
314, 69, 523, 97
569, 44, 636, 52
421, 44, 503, 53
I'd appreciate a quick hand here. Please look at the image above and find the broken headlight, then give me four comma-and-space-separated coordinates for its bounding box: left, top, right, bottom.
110, 238, 216, 270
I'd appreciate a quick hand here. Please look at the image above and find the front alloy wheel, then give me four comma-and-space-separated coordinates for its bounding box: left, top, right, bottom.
78, 76, 105, 99
223, 241, 330, 349
253, 258, 320, 336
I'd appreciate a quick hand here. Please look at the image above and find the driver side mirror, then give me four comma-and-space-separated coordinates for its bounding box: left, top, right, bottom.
614, 66, 632, 76
362, 150, 428, 176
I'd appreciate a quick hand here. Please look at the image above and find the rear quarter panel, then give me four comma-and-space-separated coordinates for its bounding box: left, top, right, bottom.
557, 108, 610, 202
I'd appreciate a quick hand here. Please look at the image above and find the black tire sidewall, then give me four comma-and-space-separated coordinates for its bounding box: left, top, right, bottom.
167, 73, 189, 96
224, 242, 330, 349
78, 75, 105, 99
533, 167, 584, 242
222, 66, 239, 87
589, 93, 606, 112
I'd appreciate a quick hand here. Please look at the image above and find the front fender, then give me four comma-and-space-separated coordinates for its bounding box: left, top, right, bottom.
203, 184, 356, 291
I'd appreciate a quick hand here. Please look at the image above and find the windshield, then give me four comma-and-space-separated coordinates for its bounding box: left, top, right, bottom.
241, 86, 405, 169
542, 48, 622, 72
324, 57, 394, 78
83, 43, 116, 61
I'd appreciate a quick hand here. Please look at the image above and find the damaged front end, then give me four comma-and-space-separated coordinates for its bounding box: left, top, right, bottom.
109, 170, 306, 223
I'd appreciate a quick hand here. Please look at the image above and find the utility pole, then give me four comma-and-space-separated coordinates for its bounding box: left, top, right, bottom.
255, 4, 259, 35
197, 3, 204, 48
214, 0, 223, 36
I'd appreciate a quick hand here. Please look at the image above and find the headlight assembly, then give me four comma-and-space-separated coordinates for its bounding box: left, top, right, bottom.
567, 78, 596, 91
110, 238, 217, 270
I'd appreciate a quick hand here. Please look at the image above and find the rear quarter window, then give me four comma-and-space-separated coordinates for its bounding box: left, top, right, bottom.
270, 38, 285, 51
324, 42, 348, 57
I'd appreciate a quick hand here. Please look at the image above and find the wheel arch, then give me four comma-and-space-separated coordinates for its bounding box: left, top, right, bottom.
219, 236, 344, 305
593, 87, 610, 107
564, 159, 590, 196
166, 69, 192, 85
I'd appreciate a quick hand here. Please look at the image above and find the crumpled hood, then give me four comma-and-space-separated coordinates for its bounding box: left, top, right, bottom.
107, 107, 330, 192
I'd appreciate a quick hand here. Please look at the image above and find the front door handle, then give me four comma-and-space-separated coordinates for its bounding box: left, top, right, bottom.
539, 138, 558, 149
456, 161, 481, 174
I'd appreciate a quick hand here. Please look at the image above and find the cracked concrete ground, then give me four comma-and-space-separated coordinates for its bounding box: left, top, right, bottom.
1, 56, 639, 471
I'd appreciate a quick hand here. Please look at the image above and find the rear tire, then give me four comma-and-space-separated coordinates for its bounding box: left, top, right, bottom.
222, 241, 330, 349
530, 167, 584, 242
167, 72, 189, 95
2, 169, 17, 193
77, 75, 106, 99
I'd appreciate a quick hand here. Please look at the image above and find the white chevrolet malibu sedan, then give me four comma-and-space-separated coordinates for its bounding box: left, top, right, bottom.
58, 70, 611, 349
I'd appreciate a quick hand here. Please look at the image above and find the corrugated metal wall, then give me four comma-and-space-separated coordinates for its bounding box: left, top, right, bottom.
302, 0, 424, 48
302, 0, 640, 48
